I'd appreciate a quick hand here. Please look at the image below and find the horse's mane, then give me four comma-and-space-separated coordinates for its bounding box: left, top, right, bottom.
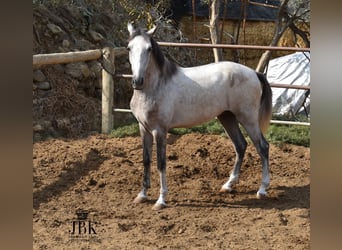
129, 28, 178, 80
150, 37, 178, 80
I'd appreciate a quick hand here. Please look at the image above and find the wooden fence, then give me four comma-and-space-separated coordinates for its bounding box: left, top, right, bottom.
32, 43, 310, 134
33, 47, 127, 134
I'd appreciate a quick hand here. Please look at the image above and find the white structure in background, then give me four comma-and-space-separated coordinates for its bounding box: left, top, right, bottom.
266, 52, 310, 117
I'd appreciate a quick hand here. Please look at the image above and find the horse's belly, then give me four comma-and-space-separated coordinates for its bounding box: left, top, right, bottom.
170, 101, 224, 128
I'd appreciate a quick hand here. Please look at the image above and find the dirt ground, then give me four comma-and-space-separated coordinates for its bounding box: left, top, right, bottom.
33, 133, 310, 249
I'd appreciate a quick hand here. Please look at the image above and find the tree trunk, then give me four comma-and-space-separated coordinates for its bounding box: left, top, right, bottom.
209, 0, 223, 62
256, 0, 290, 72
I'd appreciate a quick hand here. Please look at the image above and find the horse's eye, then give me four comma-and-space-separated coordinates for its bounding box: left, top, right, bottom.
126, 47, 130, 51
147, 46, 152, 52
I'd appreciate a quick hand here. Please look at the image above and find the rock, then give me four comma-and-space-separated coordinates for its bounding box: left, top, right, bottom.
65, 62, 90, 79
89, 30, 104, 42
89, 61, 102, 79
33, 133, 41, 142
47, 23, 63, 34
80, 63, 91, 78
62, 39, 70, 48
41, 120, 52, 128
33, 124, 44, 132
75, 39, 94, 50
93, 23, 106, 35
36, 81, 51, 90
33, 70, 46, 82
57, 118, 70, 128
57, 46, 67, 53
52, 64, 65, 74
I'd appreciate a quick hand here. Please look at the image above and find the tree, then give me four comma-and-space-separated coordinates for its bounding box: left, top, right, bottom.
256, 0, 310, 72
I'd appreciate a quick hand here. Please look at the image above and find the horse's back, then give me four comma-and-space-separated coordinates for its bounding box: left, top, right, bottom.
177, 61, 261, 104
181, 61, 259, 88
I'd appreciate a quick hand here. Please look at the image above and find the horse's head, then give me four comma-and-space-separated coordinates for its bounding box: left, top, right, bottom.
127, 23, 157, 90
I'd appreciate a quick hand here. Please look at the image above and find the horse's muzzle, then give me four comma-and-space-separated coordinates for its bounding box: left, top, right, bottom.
132, 78, 144, 90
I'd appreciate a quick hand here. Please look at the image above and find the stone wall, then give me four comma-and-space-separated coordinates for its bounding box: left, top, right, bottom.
32, 3, 189, 140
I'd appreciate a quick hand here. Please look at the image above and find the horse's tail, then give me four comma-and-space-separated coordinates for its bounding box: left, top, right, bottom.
256, 72, 272, 134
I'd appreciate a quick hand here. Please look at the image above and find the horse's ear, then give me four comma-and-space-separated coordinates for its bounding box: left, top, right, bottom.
127, 22, 135, 36
146, 25, 157, 36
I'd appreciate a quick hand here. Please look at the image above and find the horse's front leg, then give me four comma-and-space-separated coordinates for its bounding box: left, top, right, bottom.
134, 125, 153, 204
152, 130, 168, 210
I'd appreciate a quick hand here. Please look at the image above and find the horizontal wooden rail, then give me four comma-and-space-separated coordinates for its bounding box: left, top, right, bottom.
33, 47, 127, 67
158, 42, 310, 52
270, 83, 310, 90
33, 49, 102, 66
113, 108, 134, 113
115, 73, 133, 78
114, 74, 310, 91
113, 108, 310, 126
270, 120, 310, 126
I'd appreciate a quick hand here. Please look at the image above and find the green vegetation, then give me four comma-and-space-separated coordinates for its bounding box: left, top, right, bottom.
266, 123, 310, 147
110, 123, 140, 138
266, 114, 310, 147
169, 119, 225, 136
110, 116, 310, 147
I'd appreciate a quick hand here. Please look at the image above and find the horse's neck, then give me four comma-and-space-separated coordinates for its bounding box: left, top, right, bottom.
140, 58, 162, 93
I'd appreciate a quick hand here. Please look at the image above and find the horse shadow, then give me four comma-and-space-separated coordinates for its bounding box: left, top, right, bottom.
231, 184, 310, 210
172, 184, 310, 211
33, 148, 107, 210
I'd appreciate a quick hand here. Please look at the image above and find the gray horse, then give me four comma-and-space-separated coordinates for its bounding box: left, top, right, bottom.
127, 23, 272, 210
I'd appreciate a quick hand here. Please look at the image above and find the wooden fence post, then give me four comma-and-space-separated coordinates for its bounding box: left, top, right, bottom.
101, 47, 115, 134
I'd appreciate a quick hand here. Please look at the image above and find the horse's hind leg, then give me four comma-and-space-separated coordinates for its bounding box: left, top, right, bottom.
217, 111, 247, 193
242, 122, 270, 198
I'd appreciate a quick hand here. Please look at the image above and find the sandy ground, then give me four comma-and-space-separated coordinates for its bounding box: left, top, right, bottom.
33, 133, 310, 249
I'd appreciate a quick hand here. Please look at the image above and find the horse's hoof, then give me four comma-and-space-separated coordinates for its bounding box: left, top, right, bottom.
256, 192, 267, 199
219, 187, 232, 193
152, 203, 166, 210
133, 196, 147, 204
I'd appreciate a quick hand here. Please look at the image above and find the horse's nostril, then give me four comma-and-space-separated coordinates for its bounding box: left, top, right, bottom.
137, 78, 144, 86
132, 78, 144, 89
